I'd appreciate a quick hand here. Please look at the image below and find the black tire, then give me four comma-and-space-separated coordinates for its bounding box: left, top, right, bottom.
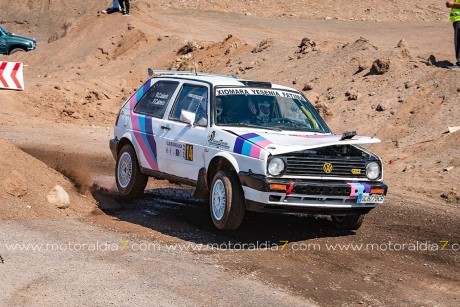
9, 48, 26, 55
331, 215, 364, 230
209, 170, 246, 230
116, 144, 148, 199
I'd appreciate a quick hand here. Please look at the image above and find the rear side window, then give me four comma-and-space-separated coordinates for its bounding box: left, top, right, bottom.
134, 81, 179, 118
169, 85, 208, 126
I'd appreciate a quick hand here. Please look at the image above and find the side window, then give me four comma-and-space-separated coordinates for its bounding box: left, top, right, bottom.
134, 81, 179, 118
170, 85, 208, 126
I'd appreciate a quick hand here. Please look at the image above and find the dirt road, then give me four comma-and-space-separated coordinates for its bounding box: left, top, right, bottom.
1, 219, 312, 306
1, 121, 459, 306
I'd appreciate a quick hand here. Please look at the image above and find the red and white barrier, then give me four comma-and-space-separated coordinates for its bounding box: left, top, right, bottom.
0, 61, 24, 91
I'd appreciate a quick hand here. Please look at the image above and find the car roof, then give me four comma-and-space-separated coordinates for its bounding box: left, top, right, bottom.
149, 70, 295, 91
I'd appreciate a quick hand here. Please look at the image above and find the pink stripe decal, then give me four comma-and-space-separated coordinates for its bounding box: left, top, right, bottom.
249, 146, 261, 158
347, 182, 359, 199
133, 131, 158, 170
256, 139, 272, 148
129, 94, 137, 110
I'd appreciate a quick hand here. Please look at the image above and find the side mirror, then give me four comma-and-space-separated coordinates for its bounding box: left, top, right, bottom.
196, 117, 208, 126
180, 110, 195, 126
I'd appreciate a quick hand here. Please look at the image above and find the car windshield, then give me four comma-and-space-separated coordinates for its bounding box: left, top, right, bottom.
214, 87, 330, 133
0, 25, 9, 35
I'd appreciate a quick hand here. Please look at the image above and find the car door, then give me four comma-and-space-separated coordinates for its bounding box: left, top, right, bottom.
131, 80, 180, 172
0, 30, 7, 54
158, 82, 209, 180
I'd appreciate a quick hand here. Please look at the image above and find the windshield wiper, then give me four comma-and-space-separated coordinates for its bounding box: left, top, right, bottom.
275, 124, 324, 132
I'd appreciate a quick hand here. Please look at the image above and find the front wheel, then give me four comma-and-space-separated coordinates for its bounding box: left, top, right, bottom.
210, 170, 246, 230
116, 144, 148, 199
9, 48, 26, 55
331, 215, 364, 230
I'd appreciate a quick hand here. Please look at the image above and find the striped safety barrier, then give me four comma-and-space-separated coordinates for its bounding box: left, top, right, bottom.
0, 61, 24, 91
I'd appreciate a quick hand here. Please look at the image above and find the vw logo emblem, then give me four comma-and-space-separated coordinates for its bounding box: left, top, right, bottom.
323, 162, 333, 174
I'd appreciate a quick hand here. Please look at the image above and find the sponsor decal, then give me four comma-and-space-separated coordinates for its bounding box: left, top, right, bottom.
165, 141, 193, 161
187, 93, 204, 101
152, 92, 170, 106
207, 131, 230, 150
323, 162, 333, 174
216, 87, 306, 102
185, 144, 194, 161
347, 182, 372, 201
208, 131, 216, 142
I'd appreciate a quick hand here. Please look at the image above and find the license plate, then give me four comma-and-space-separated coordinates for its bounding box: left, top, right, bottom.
358, 194, 385, 204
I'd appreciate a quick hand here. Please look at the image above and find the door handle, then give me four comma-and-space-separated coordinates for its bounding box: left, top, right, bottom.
161, 126, 171, 131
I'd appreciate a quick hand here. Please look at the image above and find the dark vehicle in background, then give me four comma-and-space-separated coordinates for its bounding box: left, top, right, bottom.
0, 25, 37, 55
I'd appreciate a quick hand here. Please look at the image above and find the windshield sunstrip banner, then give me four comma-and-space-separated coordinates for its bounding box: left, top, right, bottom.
216, 88, 306, 101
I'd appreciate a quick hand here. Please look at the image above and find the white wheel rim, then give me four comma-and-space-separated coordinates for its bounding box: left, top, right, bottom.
212, 179, 226, 221
117, 152, 133, 188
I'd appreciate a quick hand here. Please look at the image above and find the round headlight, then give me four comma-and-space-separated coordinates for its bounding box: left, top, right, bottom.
268, 158, 285, 176
366, 162, 380, 180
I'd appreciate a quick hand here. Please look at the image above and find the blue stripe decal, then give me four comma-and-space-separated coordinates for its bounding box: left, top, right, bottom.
241, 133, 259, 140
248, 135, 265, 143
145, 115, 154, 135
138, 116, 154, 158
234, 137, 245, 154
136, 87, 144, 101
354, 182, 366, 203
362, 183, 371, 193
241, 141, 252, 156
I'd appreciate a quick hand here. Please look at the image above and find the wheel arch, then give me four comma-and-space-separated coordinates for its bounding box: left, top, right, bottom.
8, 45, 27, 54
206, 153, 240, 188
117, 132, 136, 153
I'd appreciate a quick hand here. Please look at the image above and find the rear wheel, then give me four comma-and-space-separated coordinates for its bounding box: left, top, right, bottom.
210, 170, 246, 230
331, 215, 364, 230
116, 144, 148, 199
9, 48, 26, 55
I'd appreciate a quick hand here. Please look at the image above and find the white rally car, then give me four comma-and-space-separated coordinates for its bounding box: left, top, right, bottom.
110, 70, 388, 230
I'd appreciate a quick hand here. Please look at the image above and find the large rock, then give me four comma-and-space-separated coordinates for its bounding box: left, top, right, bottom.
252, 38, 273, 53
370, 59, 390, 75
47, 185, 70, 209
296, 37, 317, 54
3, 170, 27, 197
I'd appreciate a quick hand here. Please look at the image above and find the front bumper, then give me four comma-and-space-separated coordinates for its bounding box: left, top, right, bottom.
239, 172, 388, 215
27, 42, 37, 51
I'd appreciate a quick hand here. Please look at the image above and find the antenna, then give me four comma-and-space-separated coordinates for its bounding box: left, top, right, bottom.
192, 51, 198, 76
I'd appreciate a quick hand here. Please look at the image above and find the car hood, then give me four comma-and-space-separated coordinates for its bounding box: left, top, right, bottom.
9, 33, 36, 43
223, 128, 381, 155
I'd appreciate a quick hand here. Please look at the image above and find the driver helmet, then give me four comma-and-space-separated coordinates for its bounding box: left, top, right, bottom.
256, 101, 271, 123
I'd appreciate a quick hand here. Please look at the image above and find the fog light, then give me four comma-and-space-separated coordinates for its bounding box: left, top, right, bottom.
270, 184, 287, 191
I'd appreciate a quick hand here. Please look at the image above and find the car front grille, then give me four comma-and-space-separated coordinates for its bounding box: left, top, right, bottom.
284, 156, 369, 178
